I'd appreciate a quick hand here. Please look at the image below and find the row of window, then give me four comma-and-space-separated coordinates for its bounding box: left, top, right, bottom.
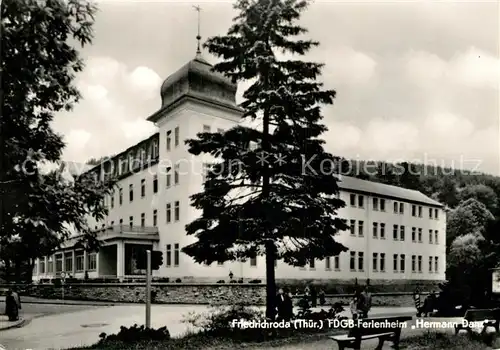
36, 252, 97, 274
105, 201, 180, 229
348, 220, 440, 244
165, 244, 180, 267
349, 194, 440, 219
349, 252, 440, 273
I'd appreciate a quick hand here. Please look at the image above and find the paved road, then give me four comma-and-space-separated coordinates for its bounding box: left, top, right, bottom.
0, 305, 416, 350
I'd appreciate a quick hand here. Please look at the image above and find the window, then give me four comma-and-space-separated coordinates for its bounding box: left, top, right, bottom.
174, 243, 180, 266
350, 220, 356, 235
111, 195, 114, 209
435, 256, 439, 272
373, 198, 379, 211
418, 256, 422, 273
55, 254, 63, 272
153, 175, 158, 193
412, 205, 416, 216
166, 203, 171, 223
309, 259, 315, 269
166, 245, 172, 267
47, 258, 53, 273
119, 218, 123, 225
75, 251, 84, 272
129, 184, 134, 202
372, 253, 378, 272
166, 130, 171, 151
129, 216, 133, 227
174, 164, 180, 185
203, 125, 211, 132
380, 199, 386, 211
380, 223, 385, 239
325, 257, 331, 270
350, 252, 356, 271
87, 253, 97, 271
174, 127, 180, 147
435, 209, 439, 219
141, 213, 145, 227
166, 167, 171, 187
373, 222, 378, 238
153, 210, 157, 226
400, 254, 405, 273
429, 208, 433, 219
152, 140, 159, 158
393, 202, 398, 213
65, 254, 73, 272
40, 259, 45, 274
393, 254, 398, 272
119, 188, 123, 205
429, 257, 433, 273
429, 229, 433, 244
412, 227, 416, 242
334, 256, 340, 270
418, 206, 422, 217
358, 221, 364, 236
174, 201, 180, 221
250, 256, 257, 266
358, 195, 364, 208
111, 221, 114, 226
380, 253, 386, 272
393, 225, 398, 240
350, 194, 356, 206
217, 128, 224, 133
434, 230, 438, 244
399, 203, 404, 214
418, 228, 422, 242
399, 225, 405, 241
141, 179, 146, 197
358, 252, 364, 271
411, 255, 416, 272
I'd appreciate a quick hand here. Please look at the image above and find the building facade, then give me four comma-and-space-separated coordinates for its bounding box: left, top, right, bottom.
32, 53, 446, 283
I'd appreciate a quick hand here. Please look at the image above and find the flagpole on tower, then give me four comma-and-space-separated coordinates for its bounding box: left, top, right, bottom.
193, 5, 202, 56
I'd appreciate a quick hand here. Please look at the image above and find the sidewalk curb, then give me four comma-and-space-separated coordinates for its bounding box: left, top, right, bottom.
21, 301, 116, 306
0, 317, 26, 331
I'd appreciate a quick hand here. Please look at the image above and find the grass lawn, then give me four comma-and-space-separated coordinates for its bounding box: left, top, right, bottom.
68, 330, 500, 350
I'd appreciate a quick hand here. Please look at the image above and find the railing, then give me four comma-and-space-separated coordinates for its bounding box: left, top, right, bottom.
96, 225, 159, 235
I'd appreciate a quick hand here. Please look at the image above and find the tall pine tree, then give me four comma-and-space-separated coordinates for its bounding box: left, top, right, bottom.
183, 0, 348, 318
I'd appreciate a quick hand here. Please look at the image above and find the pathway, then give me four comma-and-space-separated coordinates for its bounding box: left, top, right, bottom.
0, 305, 415, 350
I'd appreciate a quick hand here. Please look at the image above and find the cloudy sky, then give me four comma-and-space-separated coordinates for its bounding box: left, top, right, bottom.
52, 0, 500, 175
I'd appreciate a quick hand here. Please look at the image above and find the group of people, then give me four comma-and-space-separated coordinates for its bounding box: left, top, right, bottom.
413, 287, 437, 317
349, 285, 372, 320
4, 288, 22, 321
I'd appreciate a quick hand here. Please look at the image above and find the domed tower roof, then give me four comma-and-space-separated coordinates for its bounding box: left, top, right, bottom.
153, 53, 240, 116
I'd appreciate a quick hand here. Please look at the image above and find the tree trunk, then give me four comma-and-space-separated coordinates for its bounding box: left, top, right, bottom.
262, 105, 276, 320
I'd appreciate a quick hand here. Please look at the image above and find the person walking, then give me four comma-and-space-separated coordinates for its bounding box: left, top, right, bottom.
413, 286, 422, 317
5, 289, 19, 321
276, 288, 293, 321
358, 285, 372, 319
350, 294, 359, 321
310, 285, 317, 308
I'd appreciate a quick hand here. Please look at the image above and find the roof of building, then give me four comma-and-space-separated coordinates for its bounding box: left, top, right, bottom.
155, 53, 241, 116
337, 175, 443, 207
64, 161, 93, 176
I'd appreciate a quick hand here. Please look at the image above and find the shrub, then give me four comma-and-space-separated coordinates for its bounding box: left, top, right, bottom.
249, 279, 262, 284
230, 280, 237, 284
237, 278, 244, 283
155, 277, 170, 283
217, 280, 225, 284
175, 278, 182, 283
97, 324, 170, 345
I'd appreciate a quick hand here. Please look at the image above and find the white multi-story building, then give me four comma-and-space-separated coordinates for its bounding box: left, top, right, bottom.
32, 53, 446, 283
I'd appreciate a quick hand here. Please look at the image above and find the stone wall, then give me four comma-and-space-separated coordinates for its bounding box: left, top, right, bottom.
17, 283, 430, 307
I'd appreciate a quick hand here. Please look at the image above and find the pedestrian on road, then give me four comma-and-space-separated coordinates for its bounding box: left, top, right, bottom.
350, 295, 359, 321
310, 285, 317, 308
357, 285, 372, 319
5, 289, 19, 321
276, 288, 293, 321
413, 286, 422, 317
318, 289, 326, 306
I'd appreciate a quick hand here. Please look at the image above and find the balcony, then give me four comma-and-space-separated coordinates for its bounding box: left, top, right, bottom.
96, 225, 160, 242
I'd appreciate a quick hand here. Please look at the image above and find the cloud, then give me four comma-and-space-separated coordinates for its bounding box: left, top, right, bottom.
322, 47, 377, 86
121, 118, 157, 142
405, 47, 500, 90
127, 66, 162, 99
